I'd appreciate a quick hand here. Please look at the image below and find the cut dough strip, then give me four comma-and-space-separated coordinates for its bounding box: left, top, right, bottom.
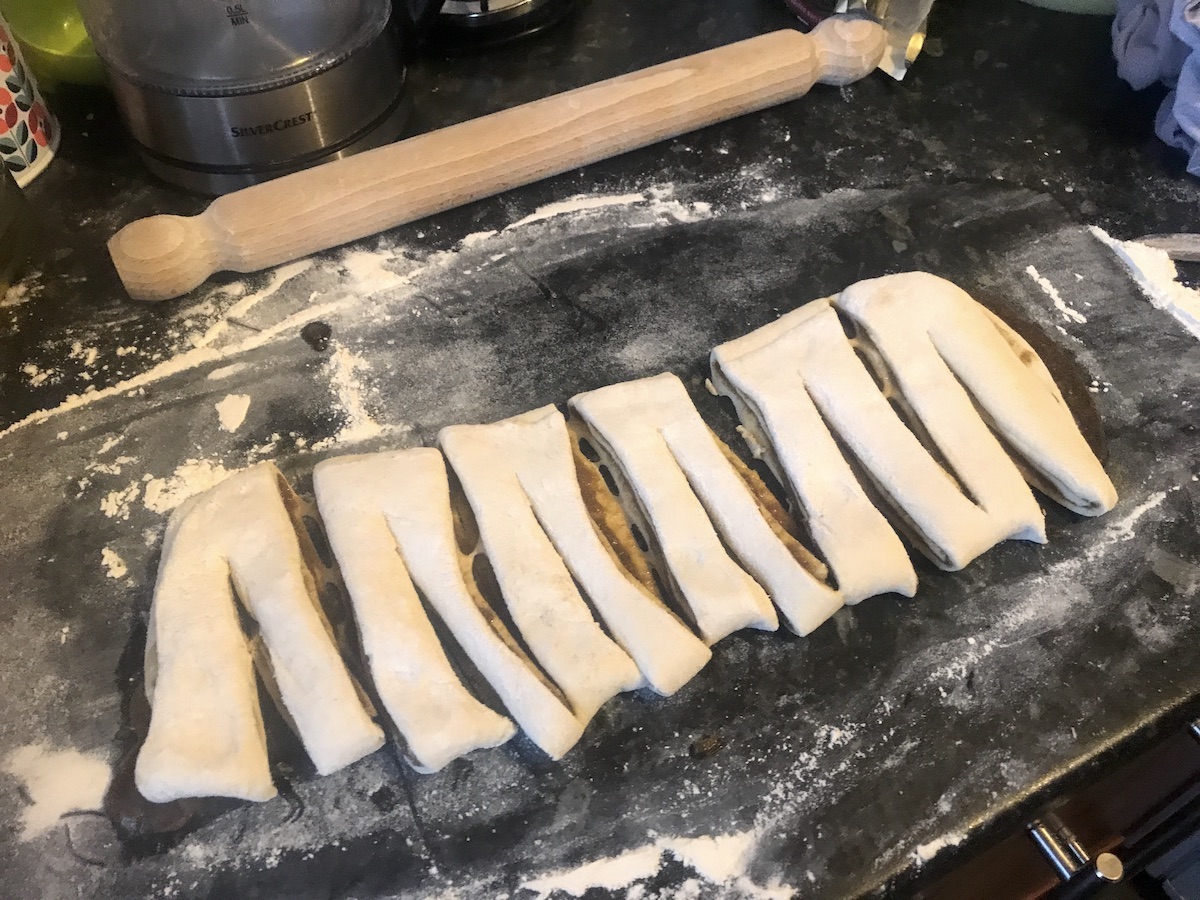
136, 462, 384, 804
441, 406, 711, 697
441, 413, 646, 718
571, 373, 838, 640
314, 454, 516, 773
319, 449, 585, 760
714, 297, 1034, 572
711, 304, 919, 597
835, 272, 1116, 517
833, 273, 1047, 546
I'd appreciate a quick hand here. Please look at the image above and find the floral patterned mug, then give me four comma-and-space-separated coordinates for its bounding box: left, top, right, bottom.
0, 14, 57, 187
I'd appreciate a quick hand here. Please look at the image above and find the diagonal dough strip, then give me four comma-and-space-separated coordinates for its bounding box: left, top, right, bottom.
441, 413, 646, 719
716, 298, 1028, 572
571, 373, 835, 640
313, 454, 516, 774
835, 272, 1117, 517
834, 273, 1047, 546
136, 462, 384, 804
318, 448, 584, 760
711, 305, 919, 598
442, 406, 710, 697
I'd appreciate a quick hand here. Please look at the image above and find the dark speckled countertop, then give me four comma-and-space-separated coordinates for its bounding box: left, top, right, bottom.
2, 2, 1200, 899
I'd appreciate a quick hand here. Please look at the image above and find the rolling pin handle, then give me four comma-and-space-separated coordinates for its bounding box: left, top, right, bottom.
108, 214, 223, 302
809, 14, 888, 87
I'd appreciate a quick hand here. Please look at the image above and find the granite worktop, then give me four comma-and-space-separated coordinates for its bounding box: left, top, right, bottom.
2, 2, 1199, 899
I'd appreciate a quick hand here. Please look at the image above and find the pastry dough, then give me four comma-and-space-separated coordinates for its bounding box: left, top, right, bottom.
441, 414, 645, 719
570, 373, 839, 640
313, 455, 516, 773
136, 462, 384, 804
318, 449, 585, 760
440, 406, 710, 696
835, 272, 1116, 516
711, 303, 920, 594
715, 297, 1039, 572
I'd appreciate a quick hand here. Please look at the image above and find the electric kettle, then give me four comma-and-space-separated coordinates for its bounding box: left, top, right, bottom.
77, 0, 443, 194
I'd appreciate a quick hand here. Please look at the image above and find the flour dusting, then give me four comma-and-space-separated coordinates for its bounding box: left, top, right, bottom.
215, 394, 251, 433
4, 744, 111, 839
1090, 490, 1168, 552
143, 459, 235, 515
1090, 226, 1200, 339
522, 845, 663, 899
312, 346, 385, 449
1025, 264, 1087, 324
663, 831, 757, 884
911, 831, 966, 865
521, 829, 770, 899
506, 193, 648, 230
101, 547, 127, 579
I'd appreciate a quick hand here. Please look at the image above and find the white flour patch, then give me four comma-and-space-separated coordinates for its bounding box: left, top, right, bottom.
100, 481, 141, 520
143, 459, 235, 515
507, 193, 648, 231
189, 260, 313, 351
215, 394, 251, 433
0, 297, 351, 442
522, 846, 663, 899
2, 280, 33, 307
1025, 265, 1087, 324
101, 547, 127, 579
207, 363, 250, 381
311, 345, 385, 449
1090, 226, 1200, 339
4, 744, 111, 839
87, 455, 138, 477
20, 363, 54, 387
340, 246, 413, 295
68, 341, 99, 369
663, 831, 757, 884
521, 830, 768, 899
1089, 490, 1167, 553
911, 831, 966, 865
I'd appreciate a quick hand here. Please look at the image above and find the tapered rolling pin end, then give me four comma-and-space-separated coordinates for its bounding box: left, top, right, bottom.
109, 214, 222, 302
810, 15, 887, 87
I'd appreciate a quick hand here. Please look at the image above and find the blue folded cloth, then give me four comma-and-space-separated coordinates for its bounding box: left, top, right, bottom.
1114, 0, 1200, 173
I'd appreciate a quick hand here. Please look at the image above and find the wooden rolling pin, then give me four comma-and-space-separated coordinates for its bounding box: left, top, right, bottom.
109, 15, 886, 302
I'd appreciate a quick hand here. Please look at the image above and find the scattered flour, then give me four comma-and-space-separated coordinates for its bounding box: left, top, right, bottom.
206, 362, 250, 381
911, 831, 966, 865
340, 246, 413, 295
101, 547, 127, 579
215, 394, 251, 433
4, 744, 111, 839
189, 260, 313, 351
68, 341, 99, 369
311, 345, 385, 449
521, 830, 769, 899
1025, 264, 1087, 324
506, 193, 648, 231
1090, 226, 1200, 339
20, 363, 54, 387
143, 459, 235, 515
522, 845, 663, 899
2, 280, 33, 307
1090, 490, 1168, 552
100, 481, 141, 520
0, 296, 351, 442
663, 832, 757, 885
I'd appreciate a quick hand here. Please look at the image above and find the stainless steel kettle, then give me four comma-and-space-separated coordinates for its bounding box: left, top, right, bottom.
77, 0, 445, 194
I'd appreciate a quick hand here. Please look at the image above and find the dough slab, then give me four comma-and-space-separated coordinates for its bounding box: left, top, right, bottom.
136, 462, 384, 804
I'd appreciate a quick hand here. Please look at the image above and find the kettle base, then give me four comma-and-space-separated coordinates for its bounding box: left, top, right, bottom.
132, 91, 411, 196
105, 26, 409, 196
